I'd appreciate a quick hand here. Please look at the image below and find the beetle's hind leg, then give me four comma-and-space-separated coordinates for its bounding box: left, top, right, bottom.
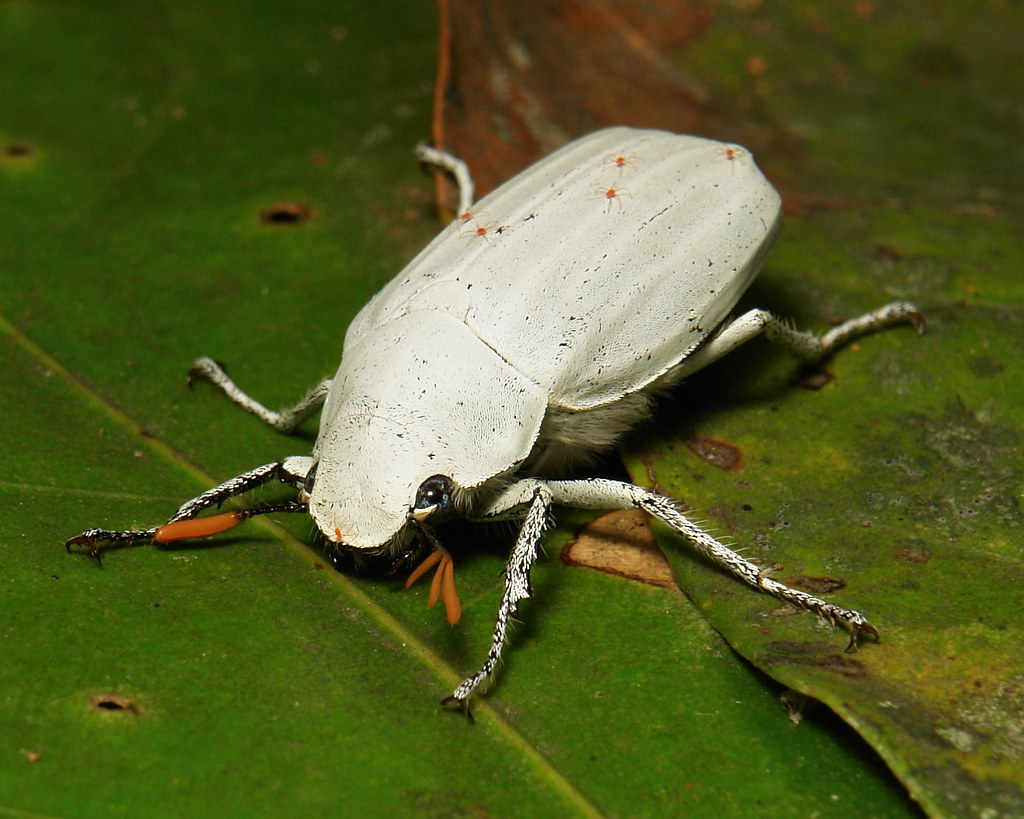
189, 357, 330, 434
414, 143, 475, 217
672, 300, 924, 382
66, 457, 313, 563
764, 300, 926, 363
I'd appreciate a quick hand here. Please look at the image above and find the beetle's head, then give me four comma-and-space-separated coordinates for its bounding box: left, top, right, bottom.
302, 412, 466, 554
303, 311, 548, 554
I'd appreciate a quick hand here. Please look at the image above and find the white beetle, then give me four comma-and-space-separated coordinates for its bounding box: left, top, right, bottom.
69, 127, 921, 716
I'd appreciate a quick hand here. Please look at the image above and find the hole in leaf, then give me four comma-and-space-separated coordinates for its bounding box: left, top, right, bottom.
91, 694, 139, 715
260, 202, 311, 225
870, 244, 903, 262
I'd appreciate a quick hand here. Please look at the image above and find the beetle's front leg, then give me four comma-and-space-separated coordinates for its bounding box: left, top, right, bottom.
66, 456, 313, 563
444, 482, 553, 719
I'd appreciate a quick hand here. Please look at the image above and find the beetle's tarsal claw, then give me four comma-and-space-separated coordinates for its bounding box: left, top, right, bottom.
185, 365, 205, 389
441, 694, 474, 723
64, 533, 105, 566
844, 621, 879, 652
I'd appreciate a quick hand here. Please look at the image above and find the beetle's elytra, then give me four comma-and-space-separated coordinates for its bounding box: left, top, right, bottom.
68, 127, 923, 717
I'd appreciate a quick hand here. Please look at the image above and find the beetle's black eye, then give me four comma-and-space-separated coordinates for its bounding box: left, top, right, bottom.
303, 461, 319, 494
412, 474, 455, 522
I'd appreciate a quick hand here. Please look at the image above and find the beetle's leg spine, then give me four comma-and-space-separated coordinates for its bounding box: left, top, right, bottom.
634, 491, 876, 642
164, 462, 302, 524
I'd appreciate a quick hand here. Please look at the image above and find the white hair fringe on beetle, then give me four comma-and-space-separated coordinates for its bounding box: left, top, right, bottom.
68, 127, 923, 719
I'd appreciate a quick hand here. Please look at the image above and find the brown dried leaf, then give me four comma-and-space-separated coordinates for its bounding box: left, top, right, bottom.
562, 509, 679, 589
430, 0, 725, 203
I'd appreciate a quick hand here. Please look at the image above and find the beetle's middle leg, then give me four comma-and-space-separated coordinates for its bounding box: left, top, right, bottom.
543, 477, 877, 646
189, 357, 330, 434
672, 300, 924, 382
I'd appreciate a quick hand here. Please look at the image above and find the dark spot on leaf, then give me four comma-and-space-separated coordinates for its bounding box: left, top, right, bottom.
908, 42, 968, 82
761, 642, 868, 677
686, 436, 742, 470
793, 368, 833, 391
91, 694, 140, 715
3, 142, 34, 158
260, 202, 311, 225
895, 547, 931, 564
814, 653, 869, 677
967, 355, 1005, 378
784, 575, 846, 595
870, 244, 903, 262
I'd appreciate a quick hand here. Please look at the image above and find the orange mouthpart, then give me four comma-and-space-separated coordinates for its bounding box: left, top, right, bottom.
404, 546, 462, 625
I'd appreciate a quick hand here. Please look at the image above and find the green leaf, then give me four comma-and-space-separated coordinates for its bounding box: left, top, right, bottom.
2, 2, 1019, 818
639, 3, 1024, 817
